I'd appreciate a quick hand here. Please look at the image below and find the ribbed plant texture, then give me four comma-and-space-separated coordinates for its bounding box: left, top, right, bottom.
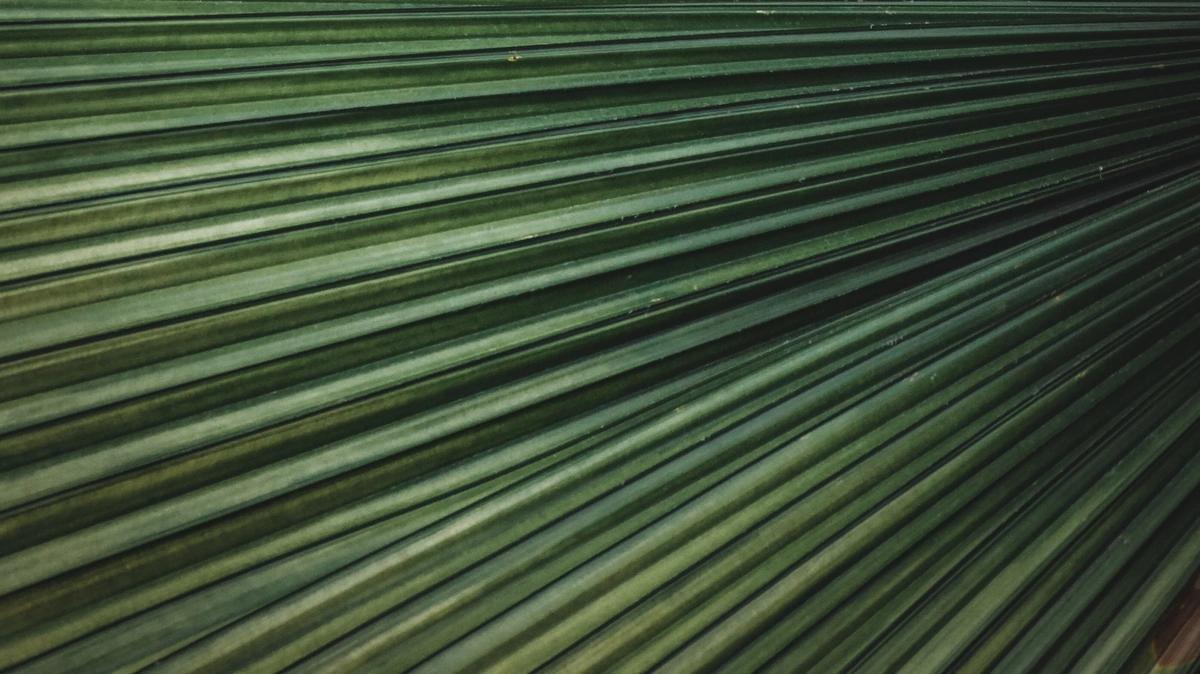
1, 2, 1200, 673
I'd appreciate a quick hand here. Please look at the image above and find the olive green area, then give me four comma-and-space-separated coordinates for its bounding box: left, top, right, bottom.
1, 2, 1199, 673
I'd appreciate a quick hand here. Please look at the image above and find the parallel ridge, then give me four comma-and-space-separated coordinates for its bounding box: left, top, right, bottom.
1, 3, 1199, 673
